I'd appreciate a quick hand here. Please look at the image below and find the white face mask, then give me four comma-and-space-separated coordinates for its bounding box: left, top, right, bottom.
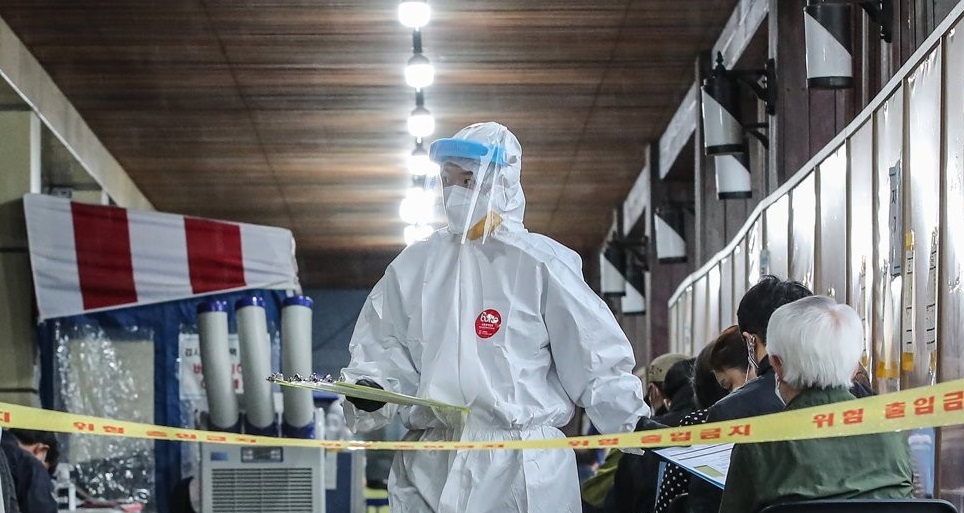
443, 185, 491, 234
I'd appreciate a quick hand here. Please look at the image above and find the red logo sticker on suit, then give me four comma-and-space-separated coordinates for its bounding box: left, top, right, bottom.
475, 309, 502, 339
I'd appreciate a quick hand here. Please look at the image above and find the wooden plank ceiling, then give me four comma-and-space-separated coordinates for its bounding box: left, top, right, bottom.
0, 0, 737, 287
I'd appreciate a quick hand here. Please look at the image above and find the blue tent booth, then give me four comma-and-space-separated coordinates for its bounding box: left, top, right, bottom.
38, 289, 288, 513
24, 195, 319, 513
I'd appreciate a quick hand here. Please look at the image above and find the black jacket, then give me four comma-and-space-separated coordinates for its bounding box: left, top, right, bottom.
689, 357, 784, 513
1, 448, 21, 513
0, 431, 57, 513
603, 385, 697, 513
705, 356, 783, 424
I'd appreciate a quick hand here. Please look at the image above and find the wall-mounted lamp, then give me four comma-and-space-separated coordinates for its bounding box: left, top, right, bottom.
621, 263, 646, 316
398, 0, 431, 29
600, 243, 626, 297
405, 31, 435, 89
654, 206, 687, 264
714, 153, 752, 200
804, 0, 893, 89
408, 90, 435, 137
701, 52, 776, 156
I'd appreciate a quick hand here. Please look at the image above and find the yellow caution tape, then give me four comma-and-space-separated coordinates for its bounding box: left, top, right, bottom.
1, 379, 962, 451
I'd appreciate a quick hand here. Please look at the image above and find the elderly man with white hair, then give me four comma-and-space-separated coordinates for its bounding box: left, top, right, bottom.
719, 296, 913, 513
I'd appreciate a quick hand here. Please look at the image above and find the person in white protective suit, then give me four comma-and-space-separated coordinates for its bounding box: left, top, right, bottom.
340, 122, 649, 513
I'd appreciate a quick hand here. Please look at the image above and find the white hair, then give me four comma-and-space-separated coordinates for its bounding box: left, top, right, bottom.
766, 296, 863, 389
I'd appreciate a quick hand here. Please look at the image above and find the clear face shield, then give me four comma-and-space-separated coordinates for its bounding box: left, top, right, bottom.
430, 130, 509, 244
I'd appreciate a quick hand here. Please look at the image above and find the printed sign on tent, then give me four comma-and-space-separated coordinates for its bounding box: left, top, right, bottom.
179, 333, 244, 400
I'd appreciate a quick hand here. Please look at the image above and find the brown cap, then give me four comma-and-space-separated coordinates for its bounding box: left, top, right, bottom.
647, 353, 690, 383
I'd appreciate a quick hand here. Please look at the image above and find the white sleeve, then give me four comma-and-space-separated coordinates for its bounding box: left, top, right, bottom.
340, 272, 420, 433
543, 262, 649, 434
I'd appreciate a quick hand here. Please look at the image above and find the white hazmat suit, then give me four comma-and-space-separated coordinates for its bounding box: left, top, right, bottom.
342, 122, 648, 513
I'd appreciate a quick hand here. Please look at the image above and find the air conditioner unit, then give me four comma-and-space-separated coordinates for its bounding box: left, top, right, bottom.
200, 444, 325, 513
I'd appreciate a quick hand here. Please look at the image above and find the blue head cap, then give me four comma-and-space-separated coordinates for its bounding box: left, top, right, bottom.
429, 138, 507, 166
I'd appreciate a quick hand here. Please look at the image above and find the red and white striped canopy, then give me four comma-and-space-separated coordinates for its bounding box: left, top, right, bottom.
24, 194, 299, 320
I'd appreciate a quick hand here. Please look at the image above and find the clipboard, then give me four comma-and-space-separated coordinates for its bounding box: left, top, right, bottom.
622, 443, 732, 489
267, 374, 469, 413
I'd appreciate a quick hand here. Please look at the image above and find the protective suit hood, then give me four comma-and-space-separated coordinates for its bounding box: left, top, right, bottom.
430, 122, 526, 240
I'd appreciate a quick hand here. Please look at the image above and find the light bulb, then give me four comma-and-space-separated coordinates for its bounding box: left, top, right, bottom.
398, 1, 431, 28
405, 54, 435, 89
399, 187, 435, 224
404, 224, 434, 246
407, 148, 439, 176
407, 106, 435, 138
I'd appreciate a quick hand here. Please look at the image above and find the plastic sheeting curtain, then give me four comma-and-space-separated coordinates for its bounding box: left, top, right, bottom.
52, 321, 155, 509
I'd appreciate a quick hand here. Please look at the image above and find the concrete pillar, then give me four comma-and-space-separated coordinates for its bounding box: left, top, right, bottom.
0, 110, 42, 406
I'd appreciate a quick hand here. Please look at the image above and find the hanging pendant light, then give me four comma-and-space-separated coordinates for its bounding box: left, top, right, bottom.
398, 0, 431, 29
405, 31, 435, 89
408, 91, 435, 137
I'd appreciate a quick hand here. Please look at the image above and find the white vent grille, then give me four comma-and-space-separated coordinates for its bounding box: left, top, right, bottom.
210, 468, 316, 513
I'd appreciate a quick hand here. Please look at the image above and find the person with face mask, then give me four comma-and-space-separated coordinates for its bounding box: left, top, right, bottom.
653, 328, 742, 513
340, 122, 648, 513
719, 297, 913, 513
687, 276, 811, 513
580, 352, 688, 511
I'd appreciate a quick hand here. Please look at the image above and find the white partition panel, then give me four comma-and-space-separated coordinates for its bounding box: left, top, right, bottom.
874, 88, 904, 392
732, 238, 747, 310
790, 173, 817, 289
719, 255, 735, 329
850, 121, 875, 372
817, 145, 848, 300
766, 195, 790, 279
707, 264, 722, 342
747, 217, 763, 286
663, 6, 964, 505
940, 16, 964, 502
941, 14, 964, 392
906, 46, 943, 388
692, 276, 708, 355
681, 286, 693, 356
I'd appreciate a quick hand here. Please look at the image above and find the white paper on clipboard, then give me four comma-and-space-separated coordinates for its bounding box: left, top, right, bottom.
621, 443, 733, 489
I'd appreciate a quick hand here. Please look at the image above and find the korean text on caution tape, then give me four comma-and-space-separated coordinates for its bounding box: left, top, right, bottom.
1, 378, 962, 451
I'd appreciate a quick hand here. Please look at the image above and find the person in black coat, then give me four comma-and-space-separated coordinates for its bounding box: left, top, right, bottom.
0, 429, 58, 513
603, 358, 697, 513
